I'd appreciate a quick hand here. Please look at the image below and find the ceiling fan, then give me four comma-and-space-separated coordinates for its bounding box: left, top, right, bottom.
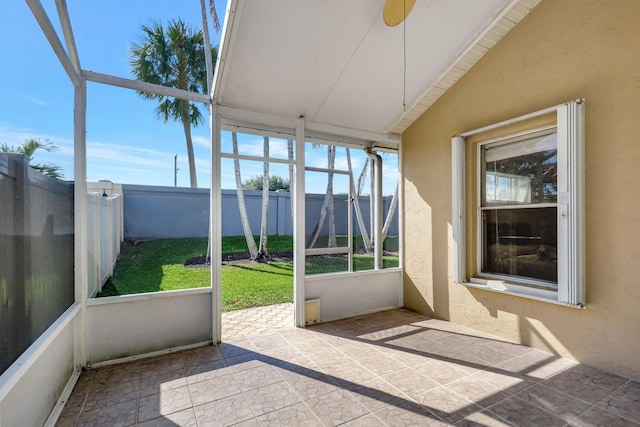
383, 0, 416, 27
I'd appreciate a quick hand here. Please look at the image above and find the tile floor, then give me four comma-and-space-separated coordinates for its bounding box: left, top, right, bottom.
56, 308, 640, 426
221, 303, 293, 339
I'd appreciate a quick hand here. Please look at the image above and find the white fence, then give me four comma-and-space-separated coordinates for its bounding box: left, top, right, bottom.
87, 192, 123, 297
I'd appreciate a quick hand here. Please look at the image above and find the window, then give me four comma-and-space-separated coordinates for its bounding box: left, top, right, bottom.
452, 100, 585, 307
480, 131, 558, 286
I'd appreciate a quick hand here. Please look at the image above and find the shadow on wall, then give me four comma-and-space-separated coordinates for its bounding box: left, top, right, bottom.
464, 287, 612, 371
401, 174, 452, 320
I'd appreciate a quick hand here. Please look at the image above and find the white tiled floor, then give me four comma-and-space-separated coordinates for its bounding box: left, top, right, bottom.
57, 308, 640, 426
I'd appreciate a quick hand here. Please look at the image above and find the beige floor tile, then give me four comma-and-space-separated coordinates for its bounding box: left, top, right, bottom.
137, 407, 197, 427
345, 377, 407, 412
544, 364, 629, 404
358, 353, 407, 377
189, 373, 241, 406
413, 386, 482, 424
487, 395, 567, 427
323, 361, 377, 387
305, 389, 368, 426
413, 358, 477, 385
140, 354, 184, 376
453, 410, 513, 426
381, 368, 439, 398
194, 393, 255, 426
494, 348, 577, 380
244, 381, 301, 416
186, 358, 230, 384
596, 380, 640, 423
256, 402, 322, 426
232, 364, 283, 391
76, 400, 137, 427
306, 347, 351, 369
570, 406, 640, 427
57, 308, 640, 427
447, 374, 511, 408
276, 366, 341, 401
82, 381, 138, 413
139, 367, 187, 397
374, 399, 448, 426
137, 385, 193, 423
516, 383, 592, 421
343, 414, 387, 426
181, 345, 223, 366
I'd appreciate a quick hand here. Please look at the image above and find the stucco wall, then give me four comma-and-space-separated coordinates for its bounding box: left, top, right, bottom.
402, 0, 640, 379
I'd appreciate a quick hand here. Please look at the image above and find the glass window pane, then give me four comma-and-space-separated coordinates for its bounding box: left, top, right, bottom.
483, 133, 557, 206
482, 207, 557, 285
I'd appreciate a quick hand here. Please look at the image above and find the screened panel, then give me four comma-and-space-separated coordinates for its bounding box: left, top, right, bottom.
306, 254, 350, 275
305, 171, 350, 250
0, 155, 74, 375
221, 131, 295, 161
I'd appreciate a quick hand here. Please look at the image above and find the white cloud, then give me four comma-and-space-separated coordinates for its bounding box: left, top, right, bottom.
192, 135, 211, 148
18, 93, 48, 106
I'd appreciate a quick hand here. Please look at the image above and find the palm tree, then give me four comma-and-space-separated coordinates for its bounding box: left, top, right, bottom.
307, 145, 337, 248
258, 137, 270, 260
129, 19, 217, 188
346, 148, 371, 253
232, 132, 259, 260
0, 138, 63, 179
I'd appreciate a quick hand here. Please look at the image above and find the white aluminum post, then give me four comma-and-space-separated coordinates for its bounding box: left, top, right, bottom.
73, 76, 88, 368
451, 136, 466, 283
211, 106, 222, 343
365, 148, 383, 269
294, 117, 306, 327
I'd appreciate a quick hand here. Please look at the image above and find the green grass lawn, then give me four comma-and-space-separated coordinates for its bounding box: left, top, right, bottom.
98, 236, 398, 311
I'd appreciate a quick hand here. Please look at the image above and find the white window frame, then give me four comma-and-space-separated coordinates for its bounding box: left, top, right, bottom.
452, 100, 585, 308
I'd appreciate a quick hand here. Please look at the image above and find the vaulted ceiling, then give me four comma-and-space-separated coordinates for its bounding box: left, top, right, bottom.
214, 0, 540, 142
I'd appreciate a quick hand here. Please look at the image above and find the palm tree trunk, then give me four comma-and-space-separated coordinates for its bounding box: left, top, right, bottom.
357, 158, 369, 196
382, 182, 399, 242
232, 132, 258, 259
258, 137, 269, 260
347, 148, 372, 253
307, 146, 336, 248
181, 105, 198, 188
327, 146, 336, 247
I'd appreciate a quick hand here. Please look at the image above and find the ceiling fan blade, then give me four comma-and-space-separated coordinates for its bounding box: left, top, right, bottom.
383, 0, 416, 27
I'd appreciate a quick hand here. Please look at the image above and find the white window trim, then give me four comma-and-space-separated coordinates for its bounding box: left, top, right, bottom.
452, 100, 585, 308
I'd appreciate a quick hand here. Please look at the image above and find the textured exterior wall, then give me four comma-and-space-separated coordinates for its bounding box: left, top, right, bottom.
402, 0, 640, 379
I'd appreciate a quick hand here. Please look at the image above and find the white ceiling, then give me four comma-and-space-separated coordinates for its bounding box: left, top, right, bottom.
214, 0, 538, 142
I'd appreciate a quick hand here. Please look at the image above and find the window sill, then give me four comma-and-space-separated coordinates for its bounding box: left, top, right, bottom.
462, 277, 584, 309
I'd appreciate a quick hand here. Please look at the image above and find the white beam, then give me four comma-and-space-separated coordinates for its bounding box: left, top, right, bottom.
25, 0, 80, 86
73, 76, 88, 368
83, 70, 211, 104
217, 105, 401, 146
210, 106, 222, 343
305, 120, 401, 146
212, 0, 240, 104
294, 117, 306, 327
218, 106, 299, 130
55, 0, 81, 73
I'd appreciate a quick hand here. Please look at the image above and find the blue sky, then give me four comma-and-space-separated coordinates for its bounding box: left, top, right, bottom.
0, 1, 397, 194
